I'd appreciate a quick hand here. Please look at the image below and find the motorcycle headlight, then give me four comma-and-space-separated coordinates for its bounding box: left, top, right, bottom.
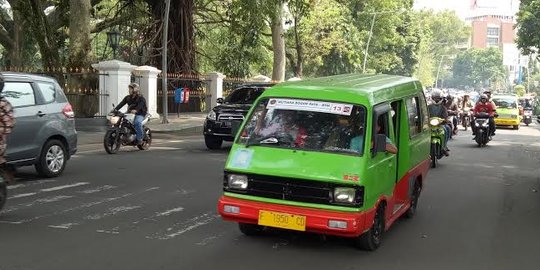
207, 110, 217, 121
430, 119, 440, 126
333, 187, 356, 204
227, 174, 248, 190
109, 116, 120, 125
482, 122, 489, 127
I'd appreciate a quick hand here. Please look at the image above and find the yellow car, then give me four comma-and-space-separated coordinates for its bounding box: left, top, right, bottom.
492, 95, 521, 130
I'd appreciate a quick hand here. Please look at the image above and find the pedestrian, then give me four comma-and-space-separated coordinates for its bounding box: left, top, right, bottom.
113, 83, 148, 145
0, 75, 16, 183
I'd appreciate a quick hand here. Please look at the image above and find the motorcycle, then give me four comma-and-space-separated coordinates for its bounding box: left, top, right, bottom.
429, 117, 447, 168
473, 112, 492, 147
104, 110, 152, 154
523, 108, 533, 126
461, 108, 472, 131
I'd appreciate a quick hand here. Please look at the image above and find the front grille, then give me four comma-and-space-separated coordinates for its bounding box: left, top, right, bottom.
497, 114, 513, 119
217, 114, 244, 122
224, 173, 364, 207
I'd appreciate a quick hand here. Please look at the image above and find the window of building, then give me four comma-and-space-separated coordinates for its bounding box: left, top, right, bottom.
487, 37, 499, 47
487, 27, 500, 37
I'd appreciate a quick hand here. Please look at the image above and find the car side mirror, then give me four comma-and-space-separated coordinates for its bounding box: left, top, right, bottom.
375, 134, 387, 153
217, 98, 224, 104
231, 121, 242, 137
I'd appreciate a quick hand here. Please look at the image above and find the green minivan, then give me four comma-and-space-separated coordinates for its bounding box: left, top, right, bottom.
218, 74, 431, 250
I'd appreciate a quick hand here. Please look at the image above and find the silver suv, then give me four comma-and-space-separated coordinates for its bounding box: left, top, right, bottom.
2, 73, 77, 177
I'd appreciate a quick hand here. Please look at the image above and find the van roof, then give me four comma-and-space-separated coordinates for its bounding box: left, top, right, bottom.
263, 73, 421, 105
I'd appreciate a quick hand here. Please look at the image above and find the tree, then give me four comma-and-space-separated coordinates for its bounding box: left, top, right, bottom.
517, 0, 540, 59
452, 48, 506, 90
69, 0, 93, 68
514, 84, 526, 97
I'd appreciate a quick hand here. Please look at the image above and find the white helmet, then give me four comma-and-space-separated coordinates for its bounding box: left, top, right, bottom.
431, 90, 443, 104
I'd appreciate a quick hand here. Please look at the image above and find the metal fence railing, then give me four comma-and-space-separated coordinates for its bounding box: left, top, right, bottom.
155, 74, 210, 114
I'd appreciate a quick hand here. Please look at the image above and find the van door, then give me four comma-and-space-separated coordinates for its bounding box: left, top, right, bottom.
369, 107, 397, 212
4, 81, 50, 163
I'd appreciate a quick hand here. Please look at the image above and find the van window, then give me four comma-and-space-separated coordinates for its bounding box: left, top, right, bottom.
492, 97, 517, 109
239, 98, 367, 155
418, 94, 430, 131
405, 97, 421, 136
2, 82, 36, 107
37, 82, 56, 103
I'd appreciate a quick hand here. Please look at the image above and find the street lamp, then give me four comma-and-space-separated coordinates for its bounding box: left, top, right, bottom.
435, 55, 452, 89
107, 28, 121, 59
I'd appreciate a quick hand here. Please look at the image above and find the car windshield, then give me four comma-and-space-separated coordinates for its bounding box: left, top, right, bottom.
492, 97, 517, 109
238, 98, 366, 155
224, 87, 266, 104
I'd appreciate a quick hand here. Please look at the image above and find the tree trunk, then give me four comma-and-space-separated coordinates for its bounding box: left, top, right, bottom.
271, 1, 286, 82
293, 17, 303, 78
146, 0, 196, 74
68, 0, 93, 68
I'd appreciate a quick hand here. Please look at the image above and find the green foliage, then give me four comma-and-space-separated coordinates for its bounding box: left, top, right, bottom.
517, 0, 540, 57
514, 84, 526, 97
452, 48, 506, 90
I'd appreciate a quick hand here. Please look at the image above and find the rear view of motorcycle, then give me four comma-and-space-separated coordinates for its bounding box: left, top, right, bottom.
104, 110, 152, 154
430, 117, 447, 168
461, 108, 472, 131
473, 112, 492, 147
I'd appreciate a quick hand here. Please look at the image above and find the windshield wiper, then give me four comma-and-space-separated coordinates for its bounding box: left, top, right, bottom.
246, 135, 291, 148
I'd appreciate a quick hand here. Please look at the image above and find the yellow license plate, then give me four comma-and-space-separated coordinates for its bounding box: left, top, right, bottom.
258, 210, 306, 231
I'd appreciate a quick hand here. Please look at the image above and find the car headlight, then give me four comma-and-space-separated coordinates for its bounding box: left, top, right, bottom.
227, 175, 248, 190
333, 187, 356, 204
109, 116, 120, 125
430, 119, 440, 126
207, 110, 217, 120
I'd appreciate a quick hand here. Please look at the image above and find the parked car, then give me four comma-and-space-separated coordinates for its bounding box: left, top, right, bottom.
2, 72, 77, 177
203, 83, 275, 149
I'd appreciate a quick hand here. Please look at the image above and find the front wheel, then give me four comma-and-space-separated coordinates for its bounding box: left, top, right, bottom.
35, 139, 68, 178
137, 127, 152, 150
513, 125, 520, 130
205, 135, 223, 150
355, 204, 385, 251
104, 129, 121, 154
430, 143, 438, 168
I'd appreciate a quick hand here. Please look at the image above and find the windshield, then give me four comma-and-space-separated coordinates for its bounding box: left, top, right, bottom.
492, 97, 517, 109
224, 87, 266, 104
238, 98, 366, 155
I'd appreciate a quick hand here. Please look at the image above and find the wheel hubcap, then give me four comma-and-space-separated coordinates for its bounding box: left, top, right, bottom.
46, 145, 64, 173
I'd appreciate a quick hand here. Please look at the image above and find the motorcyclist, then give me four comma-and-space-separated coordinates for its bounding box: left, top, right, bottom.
113, 83, 148, 145
428, 90, 450, 155
460, 94, 474, 127
444, 94, 459, 135
482, 90, 497, 135
472, 94, 496, 136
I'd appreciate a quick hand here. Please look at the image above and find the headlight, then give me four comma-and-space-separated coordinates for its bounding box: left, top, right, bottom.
227, 175, 248, 190
430, 119, 440, 126
333, 187, 356, 204
207, 110, 217, 120
109, 116, 120, 125
482, 122, 489, 127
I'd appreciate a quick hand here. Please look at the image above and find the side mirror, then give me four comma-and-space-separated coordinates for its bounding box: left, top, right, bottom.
217, 98, 224, 104
375, 134, 387, 153
231, 121, 242, 137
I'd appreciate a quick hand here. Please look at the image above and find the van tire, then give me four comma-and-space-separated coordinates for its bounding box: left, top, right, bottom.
205, 135, 223, 150
238, 223, 264, 236
355, 204, 385, 251
0, 182, 6, 212
513, 125, 519, 130
404, 182, 421, 219
35, 139, 67, 178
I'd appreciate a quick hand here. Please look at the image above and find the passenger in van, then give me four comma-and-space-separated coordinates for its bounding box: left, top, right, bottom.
324, 115, 359, 152
374, 117, 398, 154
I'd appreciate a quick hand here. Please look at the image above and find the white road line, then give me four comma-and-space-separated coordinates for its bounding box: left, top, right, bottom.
8, 193, 37, 199
155, 207, 185, 217
146, 212, 219, 240
2, 195, 74, 213
7, 180, 57, 190
84, 205, 142, 220
48, 223, 79, 230
40, 182, 89, 192
0, 187, 160, 224
77, 185, 117, 194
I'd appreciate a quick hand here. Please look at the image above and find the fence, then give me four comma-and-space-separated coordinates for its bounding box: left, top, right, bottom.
2, 67, 106, 118
155, 74, 209, 114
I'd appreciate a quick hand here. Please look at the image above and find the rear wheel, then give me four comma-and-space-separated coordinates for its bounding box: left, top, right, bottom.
205, 135, 223, 150
0, 181, 6, 212
238, 223, 264, 236
137, 127, 152, 150
104, 129, 121, 154
355, 204, 385, 251
35, 139, 67, 178
404, 182, 421, 219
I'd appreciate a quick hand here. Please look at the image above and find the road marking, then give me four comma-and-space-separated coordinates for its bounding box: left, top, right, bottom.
84, 205, 142, 220
77, 185, 117, 194
8, 192, 37, 199
40, 182, 89, 192
2, 196, 74, 214
96, 206, 186, 235
0, 187, 160, 224
155, 207, 185, 217
7, 180, 57, 190
48, 223, 79, 229
146, 212, 219, 240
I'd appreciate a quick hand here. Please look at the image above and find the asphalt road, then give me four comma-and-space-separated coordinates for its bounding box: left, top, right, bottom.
1, 124, 539, 270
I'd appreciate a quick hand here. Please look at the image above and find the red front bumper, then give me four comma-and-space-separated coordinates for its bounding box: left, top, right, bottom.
218, 196, 374, 237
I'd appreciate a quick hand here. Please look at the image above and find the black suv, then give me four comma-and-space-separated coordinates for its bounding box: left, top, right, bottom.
203, 83, 275, 149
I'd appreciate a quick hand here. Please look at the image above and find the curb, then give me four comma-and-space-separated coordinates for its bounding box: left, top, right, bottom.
151, 125, 203, 135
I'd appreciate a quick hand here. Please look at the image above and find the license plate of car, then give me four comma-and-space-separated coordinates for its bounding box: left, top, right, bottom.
258, 210, 306, 231
223, 121, 232, 127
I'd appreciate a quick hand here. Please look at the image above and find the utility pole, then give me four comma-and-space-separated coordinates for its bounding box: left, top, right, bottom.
435, 55, 446, 89
161, 0, 171, 124
362, 13, 376, 73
